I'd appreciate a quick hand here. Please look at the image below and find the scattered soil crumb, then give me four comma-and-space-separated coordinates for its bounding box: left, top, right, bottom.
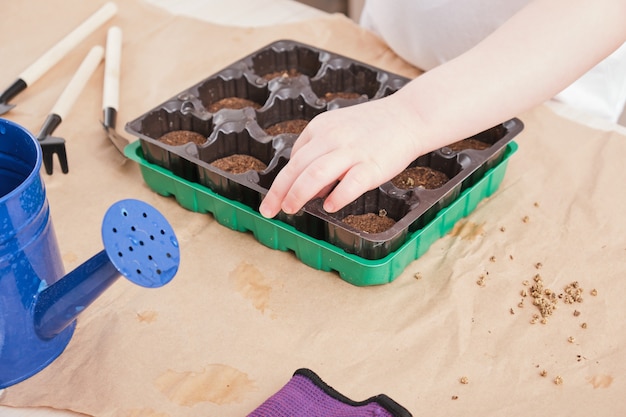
522, 215, 530, 223
476, 274, 486, 287
519, 277, 597, 328
554, 376, 563, 385
567, 336, 575, 343
563, 281, 584, 304
540, 369, 548, 377
590, 288, 598, 296
211, 154, 267, 174
459, 376, 469, 385
529, 274, 558, 318
414, 272, 422, 280
451, 395, 459, 400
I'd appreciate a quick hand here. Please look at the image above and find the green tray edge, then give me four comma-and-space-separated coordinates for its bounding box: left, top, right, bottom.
125, 141, 518, 286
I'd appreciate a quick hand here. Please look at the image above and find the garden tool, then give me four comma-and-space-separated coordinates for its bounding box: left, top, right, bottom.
101, 26, 129, 155
36, 45, 103, 174
0, 2, 117, 114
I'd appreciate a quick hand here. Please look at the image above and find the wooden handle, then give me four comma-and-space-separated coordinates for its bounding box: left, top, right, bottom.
19, 2, 117, 86
103, 26, 122, 111
51, 45, 104, 119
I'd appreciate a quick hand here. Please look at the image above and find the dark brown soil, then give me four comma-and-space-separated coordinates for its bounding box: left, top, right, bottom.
265, 119, 309, 135
445, 138, 491, 151
210, 154, 267, 174
262, 68, 301, 80
158, 130, 207, 146
391, 166, 449, 190
207, 97, 261, 112
342, 211, 396, 234
324, 92, 362, 101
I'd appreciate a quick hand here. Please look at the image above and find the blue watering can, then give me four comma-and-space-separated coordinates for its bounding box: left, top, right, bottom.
0, 118, 180, 388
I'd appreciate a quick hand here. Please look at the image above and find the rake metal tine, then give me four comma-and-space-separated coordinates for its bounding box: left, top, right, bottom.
40, 138, 68, 175
37, 114, 68, 175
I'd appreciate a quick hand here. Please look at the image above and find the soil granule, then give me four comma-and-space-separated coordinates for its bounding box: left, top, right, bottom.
208, 97, 261, 113
262, 68, 301, 81
391, 166, 449, 190
210, 154, 267, 174
324, 91, 362, 101
158, 130, 207, 146
445, 138, 491, 151
342, 211, 396, 234
265, 119, 309, 136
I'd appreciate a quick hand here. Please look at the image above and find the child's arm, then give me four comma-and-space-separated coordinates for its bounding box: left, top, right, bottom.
259, 0, 626, 218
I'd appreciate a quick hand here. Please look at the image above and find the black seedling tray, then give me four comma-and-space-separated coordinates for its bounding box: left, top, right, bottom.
126, 39, 523, 267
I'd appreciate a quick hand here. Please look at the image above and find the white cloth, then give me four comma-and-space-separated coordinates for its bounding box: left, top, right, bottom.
360, 0, 626, 123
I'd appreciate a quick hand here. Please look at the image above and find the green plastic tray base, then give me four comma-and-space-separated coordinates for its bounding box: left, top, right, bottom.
125, 141, 518, 286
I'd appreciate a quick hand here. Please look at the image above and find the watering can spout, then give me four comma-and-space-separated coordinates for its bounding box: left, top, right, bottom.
34, 199, 180, 340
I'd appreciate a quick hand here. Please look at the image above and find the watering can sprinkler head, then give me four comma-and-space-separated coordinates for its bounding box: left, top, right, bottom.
34, 199, 180, 340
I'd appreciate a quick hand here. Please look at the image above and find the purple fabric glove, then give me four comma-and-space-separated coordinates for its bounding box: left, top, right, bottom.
247, 368, 412, 417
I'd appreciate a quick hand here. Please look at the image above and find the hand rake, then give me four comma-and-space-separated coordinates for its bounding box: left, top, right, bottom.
37, 45, 103, 175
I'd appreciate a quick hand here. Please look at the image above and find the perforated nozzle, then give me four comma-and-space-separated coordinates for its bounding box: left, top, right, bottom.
34, 199, 179, 340
101, 199, 179, 288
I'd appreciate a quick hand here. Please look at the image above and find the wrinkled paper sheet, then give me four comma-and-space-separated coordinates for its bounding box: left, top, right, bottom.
1, 1, 625, 416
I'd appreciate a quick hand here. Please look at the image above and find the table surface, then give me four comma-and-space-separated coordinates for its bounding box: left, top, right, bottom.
1, 1, 625, 416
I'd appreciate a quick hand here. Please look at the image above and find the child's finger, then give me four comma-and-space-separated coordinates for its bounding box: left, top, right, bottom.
322, 162, 384, 213
279, 148, 355, 214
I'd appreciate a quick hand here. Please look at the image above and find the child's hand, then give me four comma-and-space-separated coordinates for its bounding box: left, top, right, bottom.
259, 95, 424, 218
259, 0, 626, 220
